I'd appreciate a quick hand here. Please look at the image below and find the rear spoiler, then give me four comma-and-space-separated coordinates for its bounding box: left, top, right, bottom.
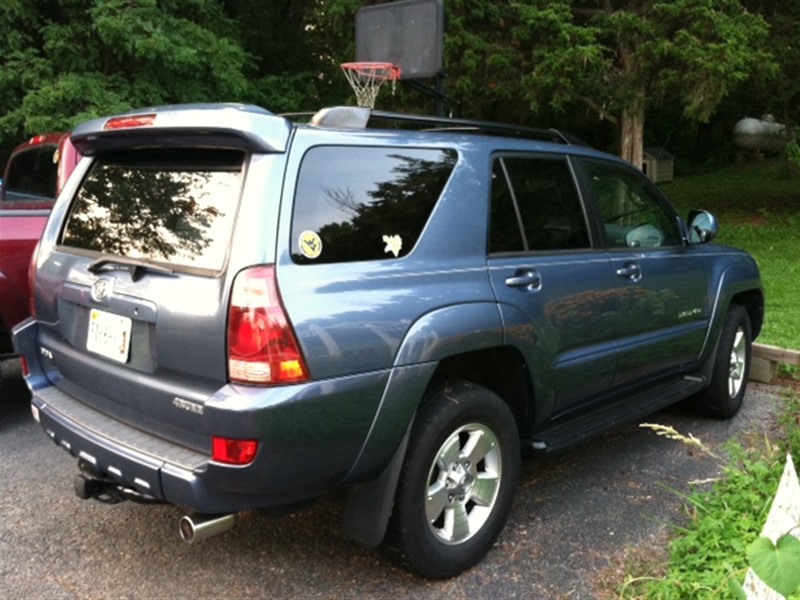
71, 103, 293, 155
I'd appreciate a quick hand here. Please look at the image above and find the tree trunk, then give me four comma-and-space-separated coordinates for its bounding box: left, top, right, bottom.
619, 90, 645, 170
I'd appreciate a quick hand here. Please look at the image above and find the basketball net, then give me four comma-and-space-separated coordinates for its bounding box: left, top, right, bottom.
341, 62, 402, 109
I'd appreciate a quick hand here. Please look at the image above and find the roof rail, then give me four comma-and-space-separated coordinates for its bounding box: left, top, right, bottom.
283, 107, 587, 146
369, 110, 582, 145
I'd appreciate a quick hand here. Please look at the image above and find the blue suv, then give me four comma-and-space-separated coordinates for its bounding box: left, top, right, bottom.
13, 104, 763, 578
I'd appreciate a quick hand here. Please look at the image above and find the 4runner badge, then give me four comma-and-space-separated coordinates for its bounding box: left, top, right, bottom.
172, 397, 204, 415
91, 277, 113, 302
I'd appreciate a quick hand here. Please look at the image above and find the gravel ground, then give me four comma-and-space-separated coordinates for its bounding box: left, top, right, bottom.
0, 373, 788, 599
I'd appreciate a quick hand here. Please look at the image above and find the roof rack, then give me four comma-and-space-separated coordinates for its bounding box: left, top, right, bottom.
282, 107, 587, 146
370, 110, 583, 145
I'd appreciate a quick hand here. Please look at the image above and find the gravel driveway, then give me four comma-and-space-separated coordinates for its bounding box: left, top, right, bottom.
0, 375, 786, 599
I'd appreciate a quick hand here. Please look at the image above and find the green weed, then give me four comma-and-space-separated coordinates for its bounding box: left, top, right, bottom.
615, 392, 800, 599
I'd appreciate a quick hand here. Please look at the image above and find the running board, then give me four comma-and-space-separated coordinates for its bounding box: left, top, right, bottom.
525, 376, 707, 454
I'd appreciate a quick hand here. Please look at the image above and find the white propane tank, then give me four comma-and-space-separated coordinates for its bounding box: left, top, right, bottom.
733, 114, 789, 153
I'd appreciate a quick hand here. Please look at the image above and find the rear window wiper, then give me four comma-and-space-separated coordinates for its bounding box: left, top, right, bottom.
88, 257, 176, 282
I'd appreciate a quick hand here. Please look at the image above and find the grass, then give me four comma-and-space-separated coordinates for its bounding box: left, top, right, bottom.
662, 159, 800, 350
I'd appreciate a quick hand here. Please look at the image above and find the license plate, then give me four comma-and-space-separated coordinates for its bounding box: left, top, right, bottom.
87, 308, 132, 363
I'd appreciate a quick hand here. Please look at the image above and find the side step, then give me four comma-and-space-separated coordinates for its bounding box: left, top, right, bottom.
525, 376, 707, 454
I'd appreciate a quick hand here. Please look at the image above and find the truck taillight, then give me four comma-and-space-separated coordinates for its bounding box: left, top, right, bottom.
27, 241, 39, 317
227, 266, 308, 385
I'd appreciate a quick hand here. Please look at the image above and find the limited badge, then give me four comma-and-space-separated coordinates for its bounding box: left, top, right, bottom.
299, 230, 323, 259
382, 234, 403, 258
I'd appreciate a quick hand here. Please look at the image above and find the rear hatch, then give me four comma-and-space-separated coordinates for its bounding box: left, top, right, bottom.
33, 104, 292, 453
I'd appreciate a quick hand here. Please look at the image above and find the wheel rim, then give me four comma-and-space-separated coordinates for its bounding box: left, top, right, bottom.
425, 422, 502, 545
728, 326, 747, 398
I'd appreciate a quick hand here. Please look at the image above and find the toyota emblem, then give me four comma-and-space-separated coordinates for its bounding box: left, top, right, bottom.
91, 278, 112, 302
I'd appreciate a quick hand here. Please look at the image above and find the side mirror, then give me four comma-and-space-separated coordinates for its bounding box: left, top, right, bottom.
687, 210, 719, 244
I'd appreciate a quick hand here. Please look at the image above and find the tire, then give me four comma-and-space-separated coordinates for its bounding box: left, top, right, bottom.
382, 379, 520, 579
698, 304, 752, 419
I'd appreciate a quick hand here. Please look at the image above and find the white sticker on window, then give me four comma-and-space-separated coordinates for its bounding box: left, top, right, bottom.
382, 234, 403, 258
299, 230, 323, 259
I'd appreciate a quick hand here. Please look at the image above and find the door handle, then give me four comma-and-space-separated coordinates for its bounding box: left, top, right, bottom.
505, 270, 542, 291
616, 262, 642, 282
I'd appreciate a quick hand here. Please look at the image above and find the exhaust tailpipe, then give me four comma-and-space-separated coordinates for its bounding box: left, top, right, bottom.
179, 511, 252, 544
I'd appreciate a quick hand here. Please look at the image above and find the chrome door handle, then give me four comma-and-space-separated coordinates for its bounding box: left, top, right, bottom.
505, 270, 542, 291
616, 263, 642, 282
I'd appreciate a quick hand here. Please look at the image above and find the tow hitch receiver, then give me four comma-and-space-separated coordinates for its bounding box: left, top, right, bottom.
73, 472, 164, 505
74, 473, 127, 504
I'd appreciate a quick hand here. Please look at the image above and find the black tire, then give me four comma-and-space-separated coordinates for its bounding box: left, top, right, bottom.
698, 304, 752, 418
382, 379, 520, 579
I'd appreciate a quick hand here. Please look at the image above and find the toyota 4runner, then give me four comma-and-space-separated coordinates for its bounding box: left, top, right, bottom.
13, 103, 763, 578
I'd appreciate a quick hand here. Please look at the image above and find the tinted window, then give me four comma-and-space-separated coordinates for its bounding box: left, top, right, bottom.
4, 145, 58, 201
489, 156, 589, 253
582, 160, 681, 248
291, 146, 457, 264
61, 148, 243, 272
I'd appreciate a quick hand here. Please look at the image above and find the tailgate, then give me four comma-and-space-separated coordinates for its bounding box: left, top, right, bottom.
34, 145, 247, 452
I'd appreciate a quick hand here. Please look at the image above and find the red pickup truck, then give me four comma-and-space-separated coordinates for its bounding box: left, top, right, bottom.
0, 133, 80, 385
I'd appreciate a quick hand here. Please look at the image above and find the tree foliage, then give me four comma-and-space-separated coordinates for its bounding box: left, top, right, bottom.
509, 0, 773, 166
0, 0, 251, 158
0, 0, 796, 170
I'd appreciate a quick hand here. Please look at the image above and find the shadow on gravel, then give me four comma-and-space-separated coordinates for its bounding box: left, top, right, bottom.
0, 357, 32, 427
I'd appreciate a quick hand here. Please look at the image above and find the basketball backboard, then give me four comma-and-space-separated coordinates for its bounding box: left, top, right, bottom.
355, 0, 444, 80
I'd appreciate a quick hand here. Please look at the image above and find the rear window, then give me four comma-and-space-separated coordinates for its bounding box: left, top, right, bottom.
291, 146, 457, 264
4, 145, 58, 202
60, 148, 244, 273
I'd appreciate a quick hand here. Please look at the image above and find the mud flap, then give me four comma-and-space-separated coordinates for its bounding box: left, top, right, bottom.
341, 419, 412, 547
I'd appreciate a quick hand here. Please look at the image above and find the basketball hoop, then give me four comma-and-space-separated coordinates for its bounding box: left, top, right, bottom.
341, 62, 402, 109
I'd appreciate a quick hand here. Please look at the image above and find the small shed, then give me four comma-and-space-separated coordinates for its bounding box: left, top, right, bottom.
643, 147, 675, 183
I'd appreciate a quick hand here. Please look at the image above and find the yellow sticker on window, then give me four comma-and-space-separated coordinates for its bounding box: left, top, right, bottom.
299, 230, 323, 259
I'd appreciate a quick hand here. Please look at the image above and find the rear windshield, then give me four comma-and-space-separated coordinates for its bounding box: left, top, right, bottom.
61, 148, 244, 273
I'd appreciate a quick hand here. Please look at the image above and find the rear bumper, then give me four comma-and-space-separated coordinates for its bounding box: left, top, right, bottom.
14, 318, 401, 514
29, 372, 392, 513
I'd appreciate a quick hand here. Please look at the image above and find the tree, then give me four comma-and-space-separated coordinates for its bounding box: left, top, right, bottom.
0, 0, 253, 159
222, 0, 332, 112
513, 0, 773, 168
741, 0, 800, 128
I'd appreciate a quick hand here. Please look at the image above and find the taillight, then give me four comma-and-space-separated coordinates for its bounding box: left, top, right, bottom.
19, 356, 29, 377
27, 241, 39, 317
211, 436, 258, 465
227, 266, 308, 385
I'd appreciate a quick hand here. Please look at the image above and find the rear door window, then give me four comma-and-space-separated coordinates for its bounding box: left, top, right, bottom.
489, 155, 590, 253
4, 145, 59, 202
60, 148, 244, 273
291, 146, 457, 264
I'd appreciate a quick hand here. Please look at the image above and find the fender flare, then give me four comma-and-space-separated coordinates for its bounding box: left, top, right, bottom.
341, 302, 505, 546
696, 260, 764, 382
700, 260, 764, 361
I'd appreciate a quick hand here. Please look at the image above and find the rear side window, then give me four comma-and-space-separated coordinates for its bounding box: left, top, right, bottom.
60, 148, 244, 273
489, 156, 590, 253
291, 146, 457, 264
4, 145, 58, 201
